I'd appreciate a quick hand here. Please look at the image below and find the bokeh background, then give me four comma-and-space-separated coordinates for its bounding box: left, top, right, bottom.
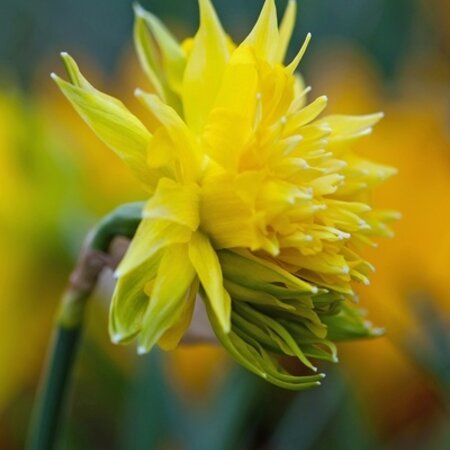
0, 0, 449, 449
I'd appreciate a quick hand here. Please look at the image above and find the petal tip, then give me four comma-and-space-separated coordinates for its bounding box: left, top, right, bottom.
111, 334, 123, 344
286, 32, 312, 73
133, 2, 145, 17
137, 345, 147, 355
223, 321, 231, 334
372, 327, 385, 336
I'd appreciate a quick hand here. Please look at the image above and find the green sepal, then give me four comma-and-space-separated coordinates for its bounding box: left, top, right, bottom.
322, 303, 384, 340
234, 302, 316, 371
224, 280, 296, 312
205, 296, 324, 390
219, 250, 317, 297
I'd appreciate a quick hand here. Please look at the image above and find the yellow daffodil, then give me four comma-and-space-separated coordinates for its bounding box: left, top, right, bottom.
53, 0, 397, 389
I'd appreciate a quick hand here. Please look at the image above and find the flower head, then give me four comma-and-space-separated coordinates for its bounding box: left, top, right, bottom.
53, 0, 397, 389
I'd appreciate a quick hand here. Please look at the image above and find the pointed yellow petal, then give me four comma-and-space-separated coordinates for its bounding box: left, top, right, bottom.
214, 47, 258, 116
143, 178, 200, 230
286, 32, 311, 74
133, 4, 186, 109
203, 47, 258, 170
284, 251, 350, 276
276, 0, 297, 63
200, 173, 261, 249
182, 0, 229, 133
136, 90, 200, 181
345, 155, 397, 186
318, 113, 384, 142
60, 52, 96, 91
289, 74, 311, 112
146, 127, 174, 170
243, 0, 279, 62
115, 218, 191, 277
203, 108, 253, 171
188, 231, 231, 333
109, 251, 162, 343
133, 6, 165, 99
158, 277, 199, 350
52, 56, 152, 186
138, 244, 196, 352
310, 173, 345, 196
285, 95, 328, 134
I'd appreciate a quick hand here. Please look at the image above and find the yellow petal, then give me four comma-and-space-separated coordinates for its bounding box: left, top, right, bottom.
284, 251, 350, 276
286, 33, 311, 74
52, 55, 152, 187
143, 178, 200, 230
138, 244, 196, 352
317, 204, 369, 232
289, 74, 311, 112
202, 108, 253, 171
310, 173, 345, 196
318, 112, 384, 142
133, 6, 165, 100
146, 127, 174, 170
158, 277, 199, 350
133, 4, 186, 109
109, 251, 162, 343
200, 173, 260, 249
285, 95, 328, 134
344, 155, 397, 187
276, 0, 297, 64
60, 52, 96, 91
115, 218, 191, 277
243, 0, 279, 62
136, 90, 200, 181
188, 231, 231, 333
214, 47, 259, 118
183, 0, 229, 133
202, 48, 258, 170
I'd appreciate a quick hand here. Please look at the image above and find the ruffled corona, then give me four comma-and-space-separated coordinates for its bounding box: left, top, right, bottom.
53, 0, 398, 389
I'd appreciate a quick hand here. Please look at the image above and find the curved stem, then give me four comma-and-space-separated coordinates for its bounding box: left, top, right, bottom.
27, 203, 143, 450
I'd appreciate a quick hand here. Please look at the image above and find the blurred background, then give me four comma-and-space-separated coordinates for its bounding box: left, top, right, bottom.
0, 0, 449, 448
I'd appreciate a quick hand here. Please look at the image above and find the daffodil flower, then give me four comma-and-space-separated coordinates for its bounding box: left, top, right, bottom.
52, 0, 397, 389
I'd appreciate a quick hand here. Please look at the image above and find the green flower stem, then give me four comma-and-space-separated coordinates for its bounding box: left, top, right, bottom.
27, 291, 86, 450
27, 203, 143, 450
